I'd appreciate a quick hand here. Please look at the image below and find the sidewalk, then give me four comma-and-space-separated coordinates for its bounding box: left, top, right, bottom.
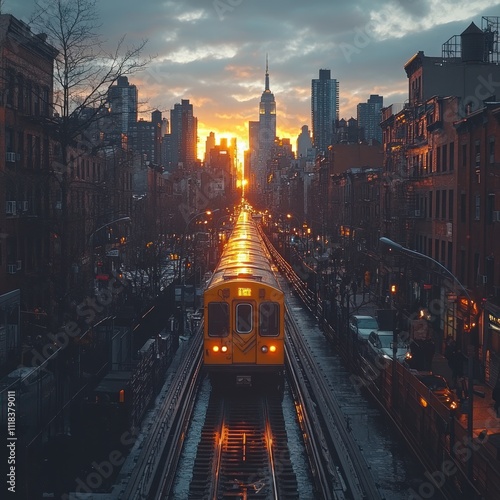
347, 291, 500, 439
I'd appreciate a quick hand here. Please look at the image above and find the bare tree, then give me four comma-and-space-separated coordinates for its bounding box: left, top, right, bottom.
30, 0, 151, 145
27, 0, 153, 317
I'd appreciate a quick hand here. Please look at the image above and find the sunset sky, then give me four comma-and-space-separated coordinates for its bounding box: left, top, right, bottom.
5, 0, 500, 164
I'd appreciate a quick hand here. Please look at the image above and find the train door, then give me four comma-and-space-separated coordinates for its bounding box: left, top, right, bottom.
232, 300, 257, 364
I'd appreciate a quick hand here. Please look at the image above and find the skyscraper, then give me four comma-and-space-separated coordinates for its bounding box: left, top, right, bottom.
311, 69, 339, 153
169, 99, 198, 169
256, 57, 276, 189
296, 125, 313, 158
204, 132, 216, 167
247, 120, 260, 193
357, 94, 383, 144
108, 76, 138, 137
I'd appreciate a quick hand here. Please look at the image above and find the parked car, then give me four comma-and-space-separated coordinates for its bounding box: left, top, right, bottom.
349, 315, 379, 342
412, 371, 460, 410
366, 330, 411, 363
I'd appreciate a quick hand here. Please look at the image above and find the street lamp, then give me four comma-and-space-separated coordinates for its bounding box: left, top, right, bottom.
379, 236, 476, 476
88, 216, 131, 285
178, 209, 219, 283
88, 216, 132, 244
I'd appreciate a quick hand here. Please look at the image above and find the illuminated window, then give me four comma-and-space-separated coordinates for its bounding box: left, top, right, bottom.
208, 302, 229, 337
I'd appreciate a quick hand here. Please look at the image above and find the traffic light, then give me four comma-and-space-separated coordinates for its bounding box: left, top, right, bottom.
185, 258, 191, 269
390, 284, 397, 294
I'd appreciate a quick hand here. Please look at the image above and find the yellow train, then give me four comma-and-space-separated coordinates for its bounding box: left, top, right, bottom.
203, 206, 285, 392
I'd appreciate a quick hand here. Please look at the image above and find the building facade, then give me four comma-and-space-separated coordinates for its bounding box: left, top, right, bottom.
107, 76, 138, 141
0, 14, 58, 323
169, 99, 198, 169
357, 94, 383, 144
379, 18, 500, 386
311, 69, 339, 154
255, 58, 277, 194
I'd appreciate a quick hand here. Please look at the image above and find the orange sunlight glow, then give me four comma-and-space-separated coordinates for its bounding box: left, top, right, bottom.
197, 124, 297, 168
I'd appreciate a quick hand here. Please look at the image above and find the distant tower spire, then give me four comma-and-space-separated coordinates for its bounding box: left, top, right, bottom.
265, 54, 269, 92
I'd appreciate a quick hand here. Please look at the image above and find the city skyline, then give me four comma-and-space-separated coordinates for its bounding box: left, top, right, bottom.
5, 0, 500, 161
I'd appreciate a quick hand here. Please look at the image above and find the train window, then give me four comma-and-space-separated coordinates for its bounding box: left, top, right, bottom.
207, 302, 229, 337
236, 303, 253, 333
259, 302, 279, 336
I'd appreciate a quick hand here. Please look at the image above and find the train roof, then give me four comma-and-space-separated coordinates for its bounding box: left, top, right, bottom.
207, 209, 281, 290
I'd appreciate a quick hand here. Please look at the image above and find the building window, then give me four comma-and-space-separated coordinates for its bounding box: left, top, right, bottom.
27, 134, 33, 169
43, 138, 49, 170
490, 137, 495, 165
449, 142, 454, 171
34, 84, 40, 116
460, 193, 466, 223
436, 190, 441, 218
17, 74, 24, 111
461, 144, 467, 168
448, 190, 454, 220
27, 80, 33, 115
5, 127, 13, 152
474, 194, 480, 221
442, 143, 448, 172
34, 136, 41, 169
442, 190, 447, 219
42, 87, 49, 116
17, 131, 24, 167
429, 191, 433, 219
487, 194, 495, 224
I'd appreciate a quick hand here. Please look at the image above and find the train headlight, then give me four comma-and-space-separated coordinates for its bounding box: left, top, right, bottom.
269, 345, 277, 353
212, 346, 220, 353
261, 345, 269, 353
221, 345, 228, 353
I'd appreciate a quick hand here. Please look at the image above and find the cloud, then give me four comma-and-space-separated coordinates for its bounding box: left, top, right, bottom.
4, 0, 500, 157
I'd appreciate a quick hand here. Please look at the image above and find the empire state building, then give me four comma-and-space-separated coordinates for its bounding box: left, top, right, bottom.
254, 57, 276, 192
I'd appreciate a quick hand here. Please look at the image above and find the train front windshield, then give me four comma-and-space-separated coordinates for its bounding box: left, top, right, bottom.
259, 302, 279, 336
208, 302, 229, 337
